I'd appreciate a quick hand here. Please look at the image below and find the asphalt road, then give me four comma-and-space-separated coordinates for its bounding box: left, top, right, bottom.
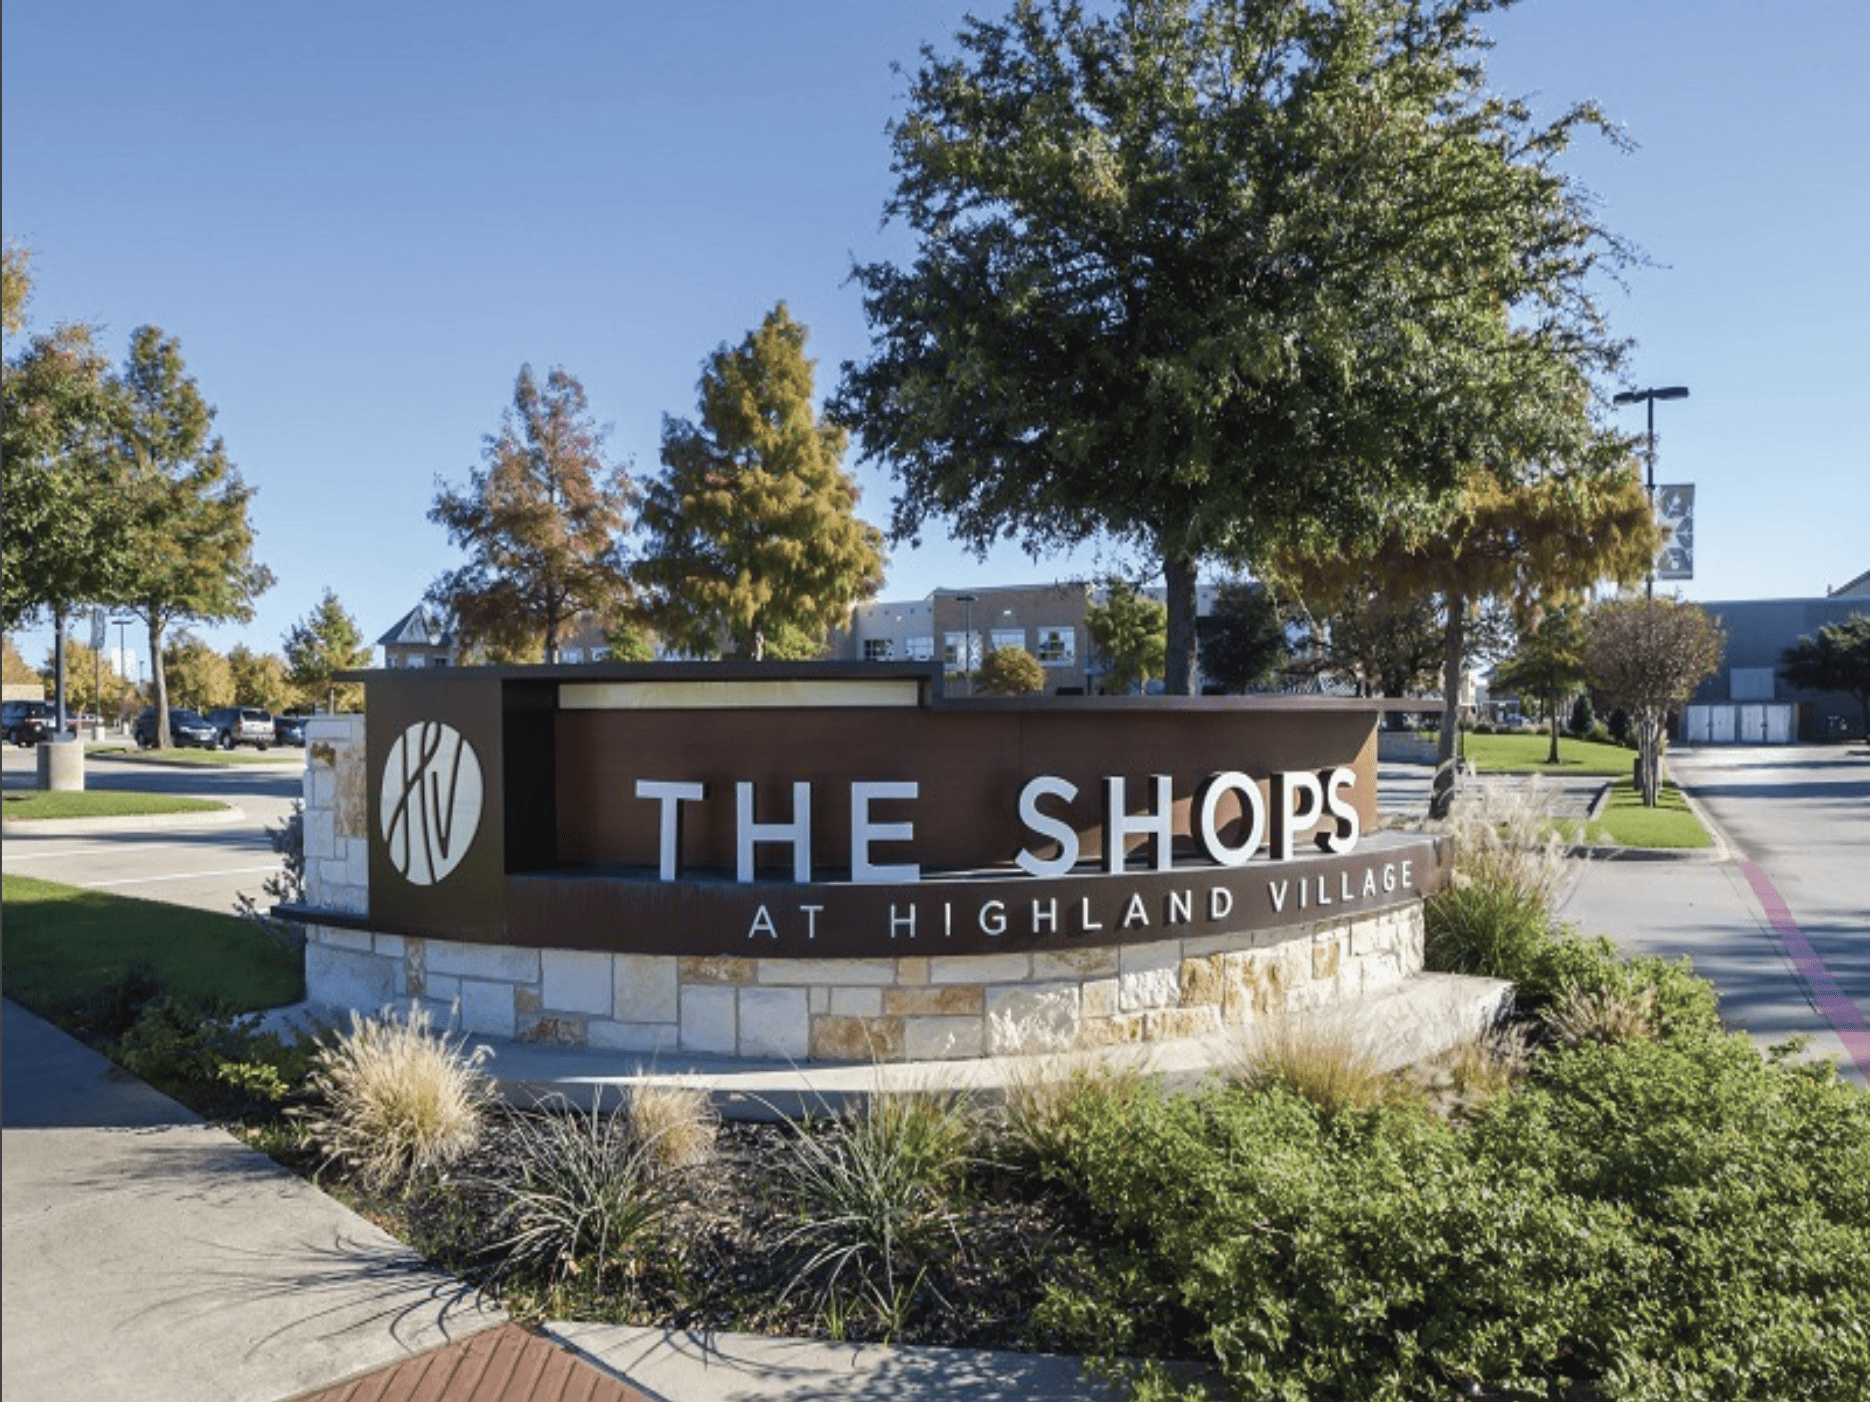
1561, 742, 1870, 1082
1, 742, 303, 917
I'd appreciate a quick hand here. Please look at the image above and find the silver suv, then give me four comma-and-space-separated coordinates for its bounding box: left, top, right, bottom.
206, 706, 274, 750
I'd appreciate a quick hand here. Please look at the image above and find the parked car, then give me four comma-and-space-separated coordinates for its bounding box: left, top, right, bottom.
205, 706, 274, 750
133, 706, 221, 749
2, 699, 53, 746
273, 713, 308, 746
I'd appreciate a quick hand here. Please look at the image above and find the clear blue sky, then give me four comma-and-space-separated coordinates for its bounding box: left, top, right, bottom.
6, 0, 1866, 675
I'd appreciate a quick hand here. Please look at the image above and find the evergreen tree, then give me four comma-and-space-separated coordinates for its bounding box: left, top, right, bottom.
1779, 615, 1870, 742
283, 589, 372, 711
112, 327, 273, 748
429, 365, 638, 663
639, 304, 885, 660
975, 645, 1047, 696
1196, 581, 1289, 694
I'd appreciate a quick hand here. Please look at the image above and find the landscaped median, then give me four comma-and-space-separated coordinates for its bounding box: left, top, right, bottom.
1455, 732, 1716, 851
1, 790, 230, 822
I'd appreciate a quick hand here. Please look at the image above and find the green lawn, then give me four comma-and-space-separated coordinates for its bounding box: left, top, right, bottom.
0, 874, 302, 1017
1553, 779, 1713, 850
1459, 731, 1637, 776
2, 790, 228, 821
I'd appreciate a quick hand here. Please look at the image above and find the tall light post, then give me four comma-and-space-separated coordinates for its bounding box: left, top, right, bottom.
954, 593, 977, 696
111, 617, 135, 727
1612, 385, 1689, 597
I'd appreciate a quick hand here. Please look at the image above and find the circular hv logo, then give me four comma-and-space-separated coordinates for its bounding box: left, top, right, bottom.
380, 721, 484, 886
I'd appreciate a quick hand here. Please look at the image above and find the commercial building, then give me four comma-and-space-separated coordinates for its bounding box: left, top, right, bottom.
1684, 569, 1868, 743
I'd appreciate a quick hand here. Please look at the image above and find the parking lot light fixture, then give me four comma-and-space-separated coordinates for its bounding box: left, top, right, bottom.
1612, 385, 1690, 596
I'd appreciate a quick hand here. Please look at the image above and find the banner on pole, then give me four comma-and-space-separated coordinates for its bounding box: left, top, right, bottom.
1655, 484, 1694, 581
90, 606, 108, 651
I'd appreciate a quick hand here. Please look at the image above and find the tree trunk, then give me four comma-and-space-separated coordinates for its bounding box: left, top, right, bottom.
52, 604, 69, 736
148, 614, 169, 750
1163, 551, 1199, 696
1430, 593, 1467, 820
1547, 703, 1562, 766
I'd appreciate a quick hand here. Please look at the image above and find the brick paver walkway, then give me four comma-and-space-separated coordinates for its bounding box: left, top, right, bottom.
288, 1323, 654, 1402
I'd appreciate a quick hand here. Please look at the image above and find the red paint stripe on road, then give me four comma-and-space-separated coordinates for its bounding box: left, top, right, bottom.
1738, 859, 1870, 1081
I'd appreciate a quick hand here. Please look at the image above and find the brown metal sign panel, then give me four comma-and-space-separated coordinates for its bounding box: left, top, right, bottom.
353, 665, 1414, 956
504, 832, 1448, 958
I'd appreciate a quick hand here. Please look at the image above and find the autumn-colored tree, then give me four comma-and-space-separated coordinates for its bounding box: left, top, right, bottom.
283, 589, 372, 711
113, 327, 273, 748
1087, 580, 1167, 695
430, 365, 638, 663
3, 635, 40, 686
163, 631, 235, 712
975, 645, 1047, 696
1586, 596, 1724, 806
1278, 460, 1655, 810
639, 304, 885, 660
2, 242, 32, 336
227, 644, 293, 713
38, 635, 136, 718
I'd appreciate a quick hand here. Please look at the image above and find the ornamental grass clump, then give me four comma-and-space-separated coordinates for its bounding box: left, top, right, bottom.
1000, 1053, 1151, 1179
475, 1092, 677, 1296
626, 1077, 717, 1175
1425, 776, 1569, 981
1546, 982, 1658, 1046
302, 1004, 492, 1193
774, 1089, 973, 1337
1229, 1011, 1419, 1117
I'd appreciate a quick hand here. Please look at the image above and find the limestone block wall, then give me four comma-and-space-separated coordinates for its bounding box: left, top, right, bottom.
304, 905, 1425, 1061
303, 715, 369, 916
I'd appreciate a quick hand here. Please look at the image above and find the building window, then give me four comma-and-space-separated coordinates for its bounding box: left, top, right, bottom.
387, 653, 403, 669
563, 647, 584, 664
431, 656, 450, 668
863, 638, 894, 662
943, 632, 981, 669
1035, 627, 1076, 666
589, 646, 608, 661
408, 654, 426, 669
989, 628, 1024, 654
905, 636, 934, 662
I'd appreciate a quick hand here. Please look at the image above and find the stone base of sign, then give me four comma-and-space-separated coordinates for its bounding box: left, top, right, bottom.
302, 899, 1427, 1063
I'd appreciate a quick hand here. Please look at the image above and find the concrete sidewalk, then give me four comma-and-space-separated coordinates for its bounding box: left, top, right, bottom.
0, 1000, 1121, 1401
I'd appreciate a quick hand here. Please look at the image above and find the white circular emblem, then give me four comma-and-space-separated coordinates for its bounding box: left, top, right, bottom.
380, 722, 484, 886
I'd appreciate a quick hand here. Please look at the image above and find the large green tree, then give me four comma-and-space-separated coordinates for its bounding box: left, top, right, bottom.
837, 0, 1633, 693
162, 631, 234, 712
282, 589, 372, 712
112, 327, 273, 749
1586, 596, 1724, 807
638, 304, 886, 660
227, 644, 294, 713
1779, 614, 1870, 743
1, 321, 136, 724
430, 365, 638, 663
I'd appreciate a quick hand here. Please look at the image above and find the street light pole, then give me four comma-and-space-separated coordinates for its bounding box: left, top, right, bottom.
1612, 385, 1689, 598
954, 594, 978, 696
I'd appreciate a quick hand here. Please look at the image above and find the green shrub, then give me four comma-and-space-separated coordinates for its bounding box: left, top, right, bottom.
115, 991, 314, 1115
1029, 1037, 1870, 1400
1424, 878, 1554, 983
69, 959, 166, 1041
1569, 693, 1595, 737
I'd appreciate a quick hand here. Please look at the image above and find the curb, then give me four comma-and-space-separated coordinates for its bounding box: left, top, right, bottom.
1562, 769, 1729, 865
0, 804, 245, 837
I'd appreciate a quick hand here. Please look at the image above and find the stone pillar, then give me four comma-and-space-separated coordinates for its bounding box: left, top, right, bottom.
36, 738, 84, 792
